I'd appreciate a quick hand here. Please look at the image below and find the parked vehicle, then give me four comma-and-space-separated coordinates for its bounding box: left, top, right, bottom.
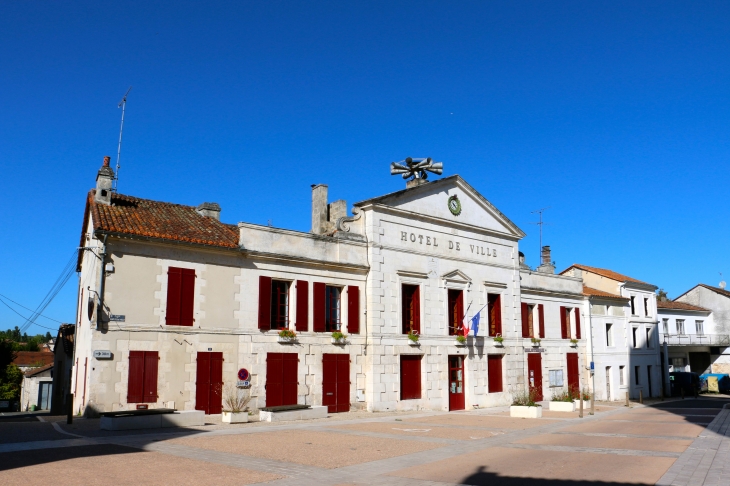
669, 372, 700, 397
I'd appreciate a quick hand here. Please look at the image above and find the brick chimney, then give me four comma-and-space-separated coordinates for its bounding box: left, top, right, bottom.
196, 202, 221, 220
94, 156, 114, 205
536, 245, 555, 274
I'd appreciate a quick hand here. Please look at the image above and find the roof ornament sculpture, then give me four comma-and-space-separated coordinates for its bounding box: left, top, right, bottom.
390, 157, 443, 183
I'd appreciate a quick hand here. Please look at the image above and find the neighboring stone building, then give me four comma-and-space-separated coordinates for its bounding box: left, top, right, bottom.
71, 156, 594, 416
50, 324, 75, 415
560, 264, 662, 400
670, 284, 730, 374
20, 364, 53, 411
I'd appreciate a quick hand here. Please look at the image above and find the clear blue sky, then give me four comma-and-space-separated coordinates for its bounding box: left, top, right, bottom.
1, 1, 728, 334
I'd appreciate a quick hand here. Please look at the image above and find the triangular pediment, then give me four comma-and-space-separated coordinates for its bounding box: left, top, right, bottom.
442, 269, 471, 283
354, 175, 525, 238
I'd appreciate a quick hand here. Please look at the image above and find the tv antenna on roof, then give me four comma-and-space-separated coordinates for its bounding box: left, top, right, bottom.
529, 207, 551, 263
720, 272, 726, 290
113, 86, 132, 192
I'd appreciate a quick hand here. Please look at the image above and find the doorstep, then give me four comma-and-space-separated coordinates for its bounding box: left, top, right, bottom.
259, 405, 328, 422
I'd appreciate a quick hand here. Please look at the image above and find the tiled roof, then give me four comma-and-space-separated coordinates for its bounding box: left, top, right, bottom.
657, 300, 709, 312
697, 284, 730, 299
55, 324, 75, 357
582, 286, 628, 300
561, 263, 647, 284
83, 190, 239, 250
24, 363, 53, 377
13, 352, 54, 367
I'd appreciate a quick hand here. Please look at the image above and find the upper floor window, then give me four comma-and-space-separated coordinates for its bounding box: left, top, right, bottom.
325, 286, 341, 332
606, 323, 613, 347
271, 280, 290, 329
447, 289, 464, 336
402, 284, 420, 334
522, 304, 536, 338
662, 318, 669, 335
632, 327, 639, 348
676, 319, 685, 335
696, 320, 704, 336
487, 293, 502, 337
644, 298, 650, 317
630, 296, 636, 315
166, 267, 195, 326
645, 327, 652, 348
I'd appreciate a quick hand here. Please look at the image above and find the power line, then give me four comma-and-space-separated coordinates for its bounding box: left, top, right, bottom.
20, 249, 78, 333
0, 294, 68, 324
0, 298, 61, 332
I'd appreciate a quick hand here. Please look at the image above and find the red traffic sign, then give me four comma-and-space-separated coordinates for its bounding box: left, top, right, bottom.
238, 368, 250, 381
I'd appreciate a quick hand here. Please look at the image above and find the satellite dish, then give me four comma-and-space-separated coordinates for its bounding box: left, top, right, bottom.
720, 281, 727, 290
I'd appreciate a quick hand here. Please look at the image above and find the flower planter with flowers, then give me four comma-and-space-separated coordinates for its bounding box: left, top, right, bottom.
531, 337, 541, 347
493, 335, 504, 347
455, 335, 467, 346
222, 385, 252, 424
549, 389, 576, 412
510, 389, 542, 418
277, 329, 297, 344
331, 331, 347, 345
407, 330, 420, 345
569, 338, 579, 348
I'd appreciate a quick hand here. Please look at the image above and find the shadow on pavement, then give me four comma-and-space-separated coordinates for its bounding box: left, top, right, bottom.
0, 444, 141, 472
460, 466, 652, 486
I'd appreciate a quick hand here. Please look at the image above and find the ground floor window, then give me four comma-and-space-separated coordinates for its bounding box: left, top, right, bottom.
400, 355, 422, 400
634, 366, 640, 386
487, 355, 503, 393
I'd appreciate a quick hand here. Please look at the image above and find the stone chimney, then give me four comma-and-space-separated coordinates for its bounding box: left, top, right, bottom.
196, 202, 221, 220
518, 251, 530, 270
94, 156, 115, 205
536, 245, 555, 274
311, 184, 347, 235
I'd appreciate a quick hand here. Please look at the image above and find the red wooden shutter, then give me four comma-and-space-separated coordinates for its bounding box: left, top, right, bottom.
560, 306, 568, 339
400, 355, 421, 400
209, 352, 224, 414
493, 294, 502, 336
412, 286, 421, 334
258, 276, 272, 330
266, 353, 283, 407
313, 282, 326, 332
143, 351, 158, 402
521, 302, 530, 338
336, 354, 350, 412
574, 308, 581, 339
322, 354, 336, 411
538, 304, 545, 338
180, 269, 195, 326
347, 285, 360, 334
127, 351, 145, 403
196, 352, 210, 413
295, 280, 308, 332
166, 268, 182, 325
487, 355, 503, 393
282, 353, 298, 406
567, 353, 579, 395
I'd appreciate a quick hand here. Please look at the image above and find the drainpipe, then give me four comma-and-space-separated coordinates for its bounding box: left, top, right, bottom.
96, 233, 108, 330
586, 300, 596, 414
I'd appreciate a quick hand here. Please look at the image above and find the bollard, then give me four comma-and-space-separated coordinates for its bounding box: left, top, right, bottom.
66, 393, 74, 425
639, 389, 643, 404
625, 391, 629, 407
579, 397, 584, 418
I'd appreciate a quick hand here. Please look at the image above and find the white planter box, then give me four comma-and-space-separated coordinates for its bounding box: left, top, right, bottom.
278, 337, 297, 344
455, 339, 467, 346
493, 341, 504, 347
510, 405, 542, 418
222, 411, 249, 424
331, 338, 346, 345
549, 401, 576, 412
408, 340, 420, 346
259, 406, 328, 422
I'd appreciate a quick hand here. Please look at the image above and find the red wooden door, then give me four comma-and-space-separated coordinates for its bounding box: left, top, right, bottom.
322, 354, 350, 413
400, 355, 422, 400
567, 353, 580, 396
527, 353, 543, 401
448, 355, 465, 411
266, 353, 298, 407
196, 352, 223, 414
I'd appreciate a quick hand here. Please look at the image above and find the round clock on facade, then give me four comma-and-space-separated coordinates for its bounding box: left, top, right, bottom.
448, 194, 462, 216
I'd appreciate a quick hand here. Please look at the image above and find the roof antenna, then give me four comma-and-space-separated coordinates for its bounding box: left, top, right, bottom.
529, 207, 551, 264
113, 86, 132, 192
720, 272, 726, 290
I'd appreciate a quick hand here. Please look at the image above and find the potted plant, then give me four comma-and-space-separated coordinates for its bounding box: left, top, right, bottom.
509, 388, 542, 418
407, 329, 420, 345
569, 338, 578, 347
530, 337, 541, 347
331, 331, 347, 344
278, 329, 297, 343
222, 384, 252, 424
455, 335, 467, 346
493, 334, 504, 347
549, 388, 576, 412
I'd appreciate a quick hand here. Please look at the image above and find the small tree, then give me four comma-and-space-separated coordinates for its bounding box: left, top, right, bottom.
656, 289, 669, 301
0, 364, 23, 401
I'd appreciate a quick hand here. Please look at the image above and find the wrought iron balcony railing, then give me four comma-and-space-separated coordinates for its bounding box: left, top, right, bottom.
660, 333, 730, 346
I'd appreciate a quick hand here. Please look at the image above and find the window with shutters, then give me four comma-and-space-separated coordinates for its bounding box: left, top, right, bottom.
127, 351, 158, 403
166, 267, 195, 326
487, 293, 502, 337
487, 355, 503, 393
527, 304, 535, 337
270, 280, 290, 330
447, 289, 463, 336
560, 306, 572, 339
402, 284, 420, 334
325, 286, 341, 332
400, 355, 422, 400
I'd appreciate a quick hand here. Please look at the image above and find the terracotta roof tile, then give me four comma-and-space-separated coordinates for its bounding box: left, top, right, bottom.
84, 190, 239, 250
582, 285, 628, 300
24, 363, 53, 377
657, 300, 709, 312
13, 351, 54, 367
561, 263, 647, 284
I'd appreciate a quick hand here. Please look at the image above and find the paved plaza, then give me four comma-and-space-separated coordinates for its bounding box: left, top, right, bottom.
1, 397, 729, 485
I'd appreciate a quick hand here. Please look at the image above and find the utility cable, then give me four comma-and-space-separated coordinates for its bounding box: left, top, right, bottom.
0, 298, 61, 331
20, 249, 78, 333
0, 293, 68, 324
